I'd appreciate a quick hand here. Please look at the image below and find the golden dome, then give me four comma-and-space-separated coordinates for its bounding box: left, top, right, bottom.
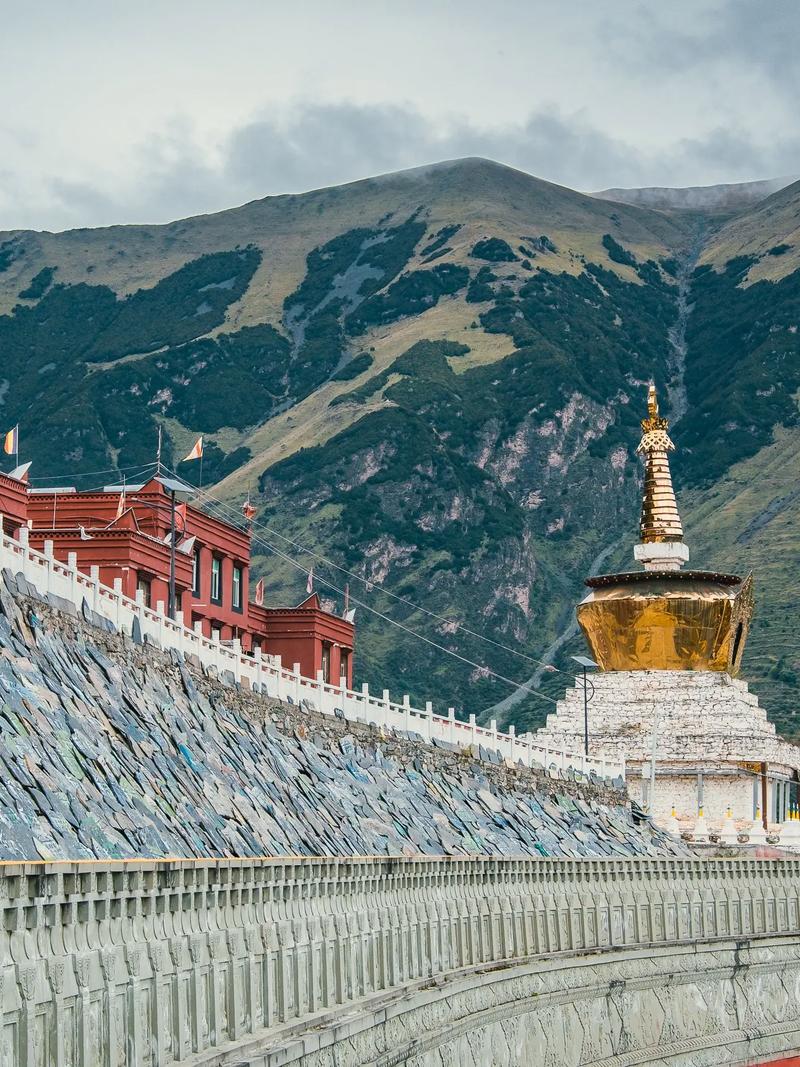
575, 384, 754, 673
577, 571, 753, 673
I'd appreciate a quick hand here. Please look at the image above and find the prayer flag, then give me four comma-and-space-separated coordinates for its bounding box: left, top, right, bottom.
3, 425, 18, 455
183, 437, 203, 462
254, 577, 264, 606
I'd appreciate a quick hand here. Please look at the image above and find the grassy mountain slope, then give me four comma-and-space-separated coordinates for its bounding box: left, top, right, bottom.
0, 159, 798, 737
698, 178, 800, 283
682, 426, 800, 731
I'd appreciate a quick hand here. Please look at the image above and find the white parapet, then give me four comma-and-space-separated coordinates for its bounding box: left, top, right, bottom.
0, 527, 623, 781
1, 856, 800, 1067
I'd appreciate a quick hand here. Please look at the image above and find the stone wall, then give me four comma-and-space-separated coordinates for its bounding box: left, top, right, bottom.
1, 857, 800, 1067
0, 572, 676, 861
0, 529, 619, 779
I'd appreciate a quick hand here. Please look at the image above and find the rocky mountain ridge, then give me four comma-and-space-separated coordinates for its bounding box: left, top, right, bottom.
594, 176, 796, 215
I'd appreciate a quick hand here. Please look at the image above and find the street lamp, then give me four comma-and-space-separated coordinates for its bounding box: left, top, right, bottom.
571, 655, 598, 757
107, 474, 192, 619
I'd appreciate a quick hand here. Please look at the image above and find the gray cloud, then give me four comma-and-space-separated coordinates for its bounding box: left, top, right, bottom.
33, 100, 800, 232
602, 0, 800, 97
3, 0, 800, 231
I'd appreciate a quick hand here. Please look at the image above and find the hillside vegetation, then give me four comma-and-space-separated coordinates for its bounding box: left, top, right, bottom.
0, 159, 798, 737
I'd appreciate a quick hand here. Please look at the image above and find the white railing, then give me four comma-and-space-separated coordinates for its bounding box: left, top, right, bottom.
0, 524, 625, 781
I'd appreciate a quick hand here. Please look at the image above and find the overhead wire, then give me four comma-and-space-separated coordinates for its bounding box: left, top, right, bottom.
26, 460, 158, 484
165, 467, 561, 707
165, 466, 568, 676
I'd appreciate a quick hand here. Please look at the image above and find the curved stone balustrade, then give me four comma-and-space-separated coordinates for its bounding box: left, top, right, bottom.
2, 856, 800, 1065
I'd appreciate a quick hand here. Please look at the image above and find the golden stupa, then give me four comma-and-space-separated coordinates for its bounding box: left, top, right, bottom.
577, 384, 753, 673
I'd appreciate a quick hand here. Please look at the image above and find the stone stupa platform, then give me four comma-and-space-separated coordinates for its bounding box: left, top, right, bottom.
534, 384, 800, 834
535, 669, 800, 824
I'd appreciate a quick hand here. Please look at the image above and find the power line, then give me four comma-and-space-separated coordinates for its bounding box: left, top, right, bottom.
166, 466, 567, 676
26, 460, 158, 484
167, 468, 560, 707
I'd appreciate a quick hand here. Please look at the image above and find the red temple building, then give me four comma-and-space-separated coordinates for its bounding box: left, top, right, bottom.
0, 472, 355, 686
0, 469, 29, 537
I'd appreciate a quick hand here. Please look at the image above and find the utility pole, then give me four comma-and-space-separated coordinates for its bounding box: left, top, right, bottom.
571, 656, 597, 757
168, 487, 176, 619
648, 705, 659, 814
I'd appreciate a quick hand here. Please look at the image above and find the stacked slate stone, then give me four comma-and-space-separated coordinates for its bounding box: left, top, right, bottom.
0, 569, 685, 861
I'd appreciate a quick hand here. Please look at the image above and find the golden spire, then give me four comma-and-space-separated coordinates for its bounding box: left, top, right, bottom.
636, 383, 684, 544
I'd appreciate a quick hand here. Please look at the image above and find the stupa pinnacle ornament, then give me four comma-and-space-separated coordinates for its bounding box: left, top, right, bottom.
633, 383, 689, 571
575, 383, 753, 673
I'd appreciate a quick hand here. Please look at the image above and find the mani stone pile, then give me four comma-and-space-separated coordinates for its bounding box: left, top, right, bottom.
0, 569, 683, 861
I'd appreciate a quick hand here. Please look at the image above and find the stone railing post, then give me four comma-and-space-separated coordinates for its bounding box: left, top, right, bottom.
18, 525, 30, 582
113, 577, 124, 628
254, 645, 263, 694
67, 550, 78, 603
175, 610, 185, 654
90, 564, 101, 613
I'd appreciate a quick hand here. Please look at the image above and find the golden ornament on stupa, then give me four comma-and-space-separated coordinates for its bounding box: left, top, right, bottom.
577, 384, 753, 674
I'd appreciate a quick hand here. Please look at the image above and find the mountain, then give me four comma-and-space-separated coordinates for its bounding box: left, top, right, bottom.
1, 159, 798, 738
594, 176, 797, 215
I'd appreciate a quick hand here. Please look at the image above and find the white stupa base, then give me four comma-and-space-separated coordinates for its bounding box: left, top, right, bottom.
719, 813, 738, 845
693, 813, 710, 843
536, 670, 800, 827
748, 819, 768, 845
634, 541, 690, 571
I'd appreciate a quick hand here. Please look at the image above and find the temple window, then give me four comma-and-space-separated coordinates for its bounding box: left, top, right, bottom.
210, 557, 222, 604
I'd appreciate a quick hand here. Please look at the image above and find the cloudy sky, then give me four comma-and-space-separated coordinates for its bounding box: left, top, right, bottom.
2, 0, 798, 231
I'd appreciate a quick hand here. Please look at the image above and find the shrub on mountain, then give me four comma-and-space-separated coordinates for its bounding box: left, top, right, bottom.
602, 234, 637, 267
346, 264, 469, 334
285, 217, 426, 319
523, 235, 558, 254
84, 247, 262, 362
332, 352, 374, 380
0, 239, 22, 273
470, 238, 518, 262
421, 224, 461, 257
19, 266, 56, 300
466, 266, 497, 303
